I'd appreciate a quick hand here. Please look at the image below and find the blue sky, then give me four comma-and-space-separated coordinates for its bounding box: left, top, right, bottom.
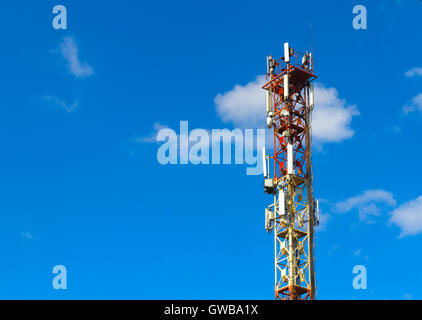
0, 0, 421, 299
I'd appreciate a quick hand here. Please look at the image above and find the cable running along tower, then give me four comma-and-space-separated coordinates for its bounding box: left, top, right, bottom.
262, 43, 319, 300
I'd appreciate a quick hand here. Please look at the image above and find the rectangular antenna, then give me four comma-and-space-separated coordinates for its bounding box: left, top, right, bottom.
284, 42, 290, 63
262, 147, 267, 178
287, 143, 294, 174
310, 84, 314, 107
278, 191, 285, 217
266, 90, 272, 113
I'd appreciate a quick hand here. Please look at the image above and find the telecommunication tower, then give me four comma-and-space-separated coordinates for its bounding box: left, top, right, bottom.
262, 43, 319, 300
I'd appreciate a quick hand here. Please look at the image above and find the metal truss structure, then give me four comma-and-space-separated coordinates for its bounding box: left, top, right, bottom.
262, 43, 319, 300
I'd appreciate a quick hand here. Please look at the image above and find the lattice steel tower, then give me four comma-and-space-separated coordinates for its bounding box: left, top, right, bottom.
262, 43, 319, 300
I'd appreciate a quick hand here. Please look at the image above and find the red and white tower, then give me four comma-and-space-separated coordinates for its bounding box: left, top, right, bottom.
262, 43, 319, 300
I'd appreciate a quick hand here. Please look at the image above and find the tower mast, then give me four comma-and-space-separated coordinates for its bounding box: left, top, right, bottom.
262, 43, 318, 300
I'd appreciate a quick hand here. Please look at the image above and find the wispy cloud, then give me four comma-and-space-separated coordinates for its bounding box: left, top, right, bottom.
335, 189, 396, 222
403, 93, 422, 115
59, 36, 93, 78
328, 244, 340, 256
214, 76, 359, 146
40, 95, 78, 113
329, 189, 422, 237
353, 248, 362, 257
353, 249, 368, 261
314, 198, 331, 231
317, 212, 330, 231
134, 122, 169, 144
20, 232, 34, 239
389, 195, 422, 238
405, 67, 422, 78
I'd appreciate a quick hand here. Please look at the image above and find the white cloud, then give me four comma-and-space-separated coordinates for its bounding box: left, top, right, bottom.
335, 189, 396, 222
405, 67, 422, 78
134, 122, 169, 143
215, 75, 267, 129
40, 95, 78, 112
389, 195, 422, 237
311, 84, 359, 144
403, 93, 422, 115
20, 232, 34, 239
214, 76, 359, 145
59, 36, 93, 78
